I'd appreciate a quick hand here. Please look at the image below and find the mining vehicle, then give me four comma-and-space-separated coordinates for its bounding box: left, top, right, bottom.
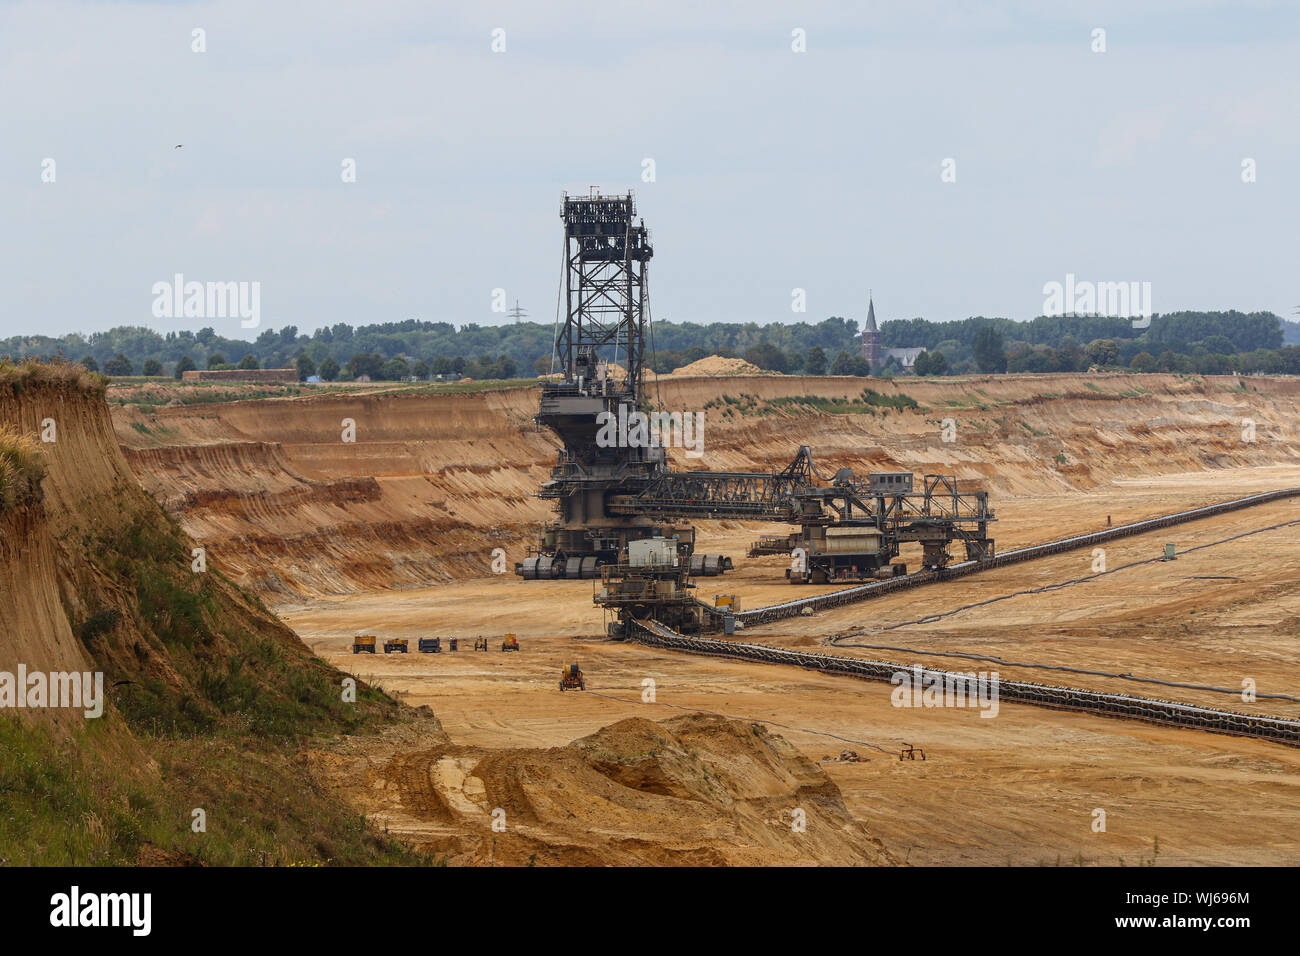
594, 535, 709, 639
352, 634, 376, 654
559, 664, 586, 691
515, 192, 732, 581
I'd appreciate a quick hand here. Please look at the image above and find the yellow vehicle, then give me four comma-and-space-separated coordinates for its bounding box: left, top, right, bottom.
501, 634, 520, 652
383, 638, 409, 654
352, 634, 376, 654
559, 664, 585, 692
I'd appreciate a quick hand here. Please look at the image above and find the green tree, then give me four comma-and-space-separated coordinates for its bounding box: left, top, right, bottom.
803, 345, 827, 375
207, 352, 228, 369
1084, 339, 1120, 367
141, 358, 162, 376
174, 355, 196, 379
381, 356, 410, 380
347, 353, 384, 379
296, 354, 316, 381
744, 342, 790, 373
972, 327, 1006, 373
78, 355, 98, 373
318, 356, 340, 381
1201, 334, 1235, 355
1129, 351, 1156, 372
238, 354, 260, 370
103, 353, 133, 376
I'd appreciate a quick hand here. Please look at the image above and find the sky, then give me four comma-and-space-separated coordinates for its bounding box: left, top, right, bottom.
1, 0, 1297, 342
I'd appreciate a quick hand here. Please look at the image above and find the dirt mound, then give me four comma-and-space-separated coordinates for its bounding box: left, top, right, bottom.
669, 355, 766, 377
311, 712, 894, 865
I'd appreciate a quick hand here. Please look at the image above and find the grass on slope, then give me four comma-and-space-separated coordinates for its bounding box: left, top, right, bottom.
0, 716, 422, 866
0, 426, 45, 512
0, 462, 423, 865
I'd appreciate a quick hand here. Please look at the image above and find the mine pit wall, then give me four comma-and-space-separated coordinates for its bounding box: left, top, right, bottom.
114, 373, 1300, 601
0, 502, 92, 730
0, 376, 143, 731
0, 373, 325, 727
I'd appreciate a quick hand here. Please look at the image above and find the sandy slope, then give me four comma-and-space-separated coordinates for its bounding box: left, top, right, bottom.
308, 711, 894, 866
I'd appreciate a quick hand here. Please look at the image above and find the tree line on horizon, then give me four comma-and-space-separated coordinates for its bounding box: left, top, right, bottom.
3, 311, 1298, 381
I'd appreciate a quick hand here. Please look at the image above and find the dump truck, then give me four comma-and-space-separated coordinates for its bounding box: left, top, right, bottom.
352, 634, 376, 654
418, 637, 441, 653
501, 634, 520, 652
559, 663, 585, 692
383, 638, 408, 654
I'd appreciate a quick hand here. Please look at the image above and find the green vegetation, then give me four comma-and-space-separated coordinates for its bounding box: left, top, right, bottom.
4, 310, 1297, 394
0, 358, 106, 396
0, 371, 423, 866
0, 716, 422, 866
90, 512, 392, 741
0, 498, 416, 866
765, 388, 919, 414
0, 425, 45, 512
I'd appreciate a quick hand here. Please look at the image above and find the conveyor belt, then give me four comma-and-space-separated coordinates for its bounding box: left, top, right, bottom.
714, 488, 1300, 628
630, 621, 1300, 747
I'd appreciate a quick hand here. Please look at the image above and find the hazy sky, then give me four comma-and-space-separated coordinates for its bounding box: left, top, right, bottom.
2, 0, 1297, 341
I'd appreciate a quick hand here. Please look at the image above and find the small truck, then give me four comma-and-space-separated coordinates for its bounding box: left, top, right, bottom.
383, 638, 409, 654
418, 637, 441, 653
352, 634, 377, 654
501, 634, 520, 652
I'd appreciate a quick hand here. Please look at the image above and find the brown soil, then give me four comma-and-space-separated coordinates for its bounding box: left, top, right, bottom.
307, 711, 893, 866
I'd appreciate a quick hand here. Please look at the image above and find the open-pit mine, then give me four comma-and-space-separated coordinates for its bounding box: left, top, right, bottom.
53, 194, 1287, 868
104, 329, 1300, 866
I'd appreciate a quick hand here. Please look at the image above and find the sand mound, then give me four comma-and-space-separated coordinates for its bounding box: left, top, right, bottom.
669, 356, 766, 377
311, 712, 895, 866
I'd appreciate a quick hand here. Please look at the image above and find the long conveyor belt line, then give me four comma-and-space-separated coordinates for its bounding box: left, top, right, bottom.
711, 487, 1300, 628
629, 621, 1300, 747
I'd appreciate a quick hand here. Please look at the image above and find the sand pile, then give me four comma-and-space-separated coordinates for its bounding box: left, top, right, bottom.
668, 356, 766, 377
311, 713, 895, 866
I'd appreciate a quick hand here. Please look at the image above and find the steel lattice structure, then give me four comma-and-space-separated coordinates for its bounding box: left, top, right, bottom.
553, 191, 653, 401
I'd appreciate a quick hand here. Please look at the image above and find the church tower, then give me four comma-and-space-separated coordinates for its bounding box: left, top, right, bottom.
860, 295, 882, 367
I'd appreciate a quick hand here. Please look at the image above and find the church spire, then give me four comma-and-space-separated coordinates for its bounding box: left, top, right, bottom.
860, 293, 882, 367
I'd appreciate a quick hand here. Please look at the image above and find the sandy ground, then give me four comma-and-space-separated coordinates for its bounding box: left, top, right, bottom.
281, 466, 1300, 865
